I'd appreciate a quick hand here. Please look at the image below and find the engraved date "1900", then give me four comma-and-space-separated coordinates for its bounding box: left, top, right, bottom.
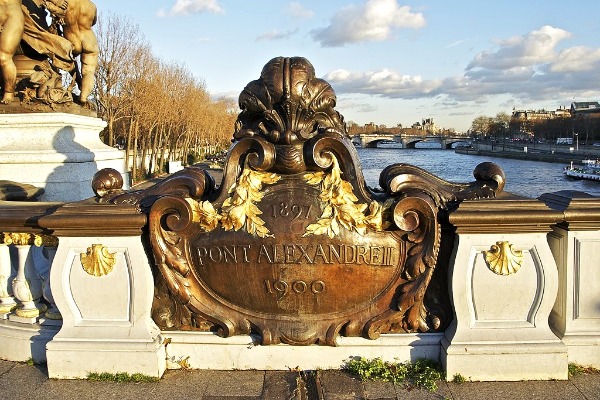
264, 279, 325, 299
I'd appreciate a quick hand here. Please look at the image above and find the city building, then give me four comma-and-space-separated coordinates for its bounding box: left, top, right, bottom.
571, 101, 600, 115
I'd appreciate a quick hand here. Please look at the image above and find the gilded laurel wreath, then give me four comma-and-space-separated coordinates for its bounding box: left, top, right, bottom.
303, 155, 389, 238
190, 161, 281, 238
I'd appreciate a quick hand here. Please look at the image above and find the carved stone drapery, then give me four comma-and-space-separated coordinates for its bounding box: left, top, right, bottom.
99, 57, 505, 346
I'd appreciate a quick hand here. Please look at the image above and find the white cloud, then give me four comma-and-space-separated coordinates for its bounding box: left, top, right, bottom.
324, 68, 441, 99
550, 46, 600, 72
256, 28, 299, 41
446, 40, 465, 48
336, 97, 378, 113
287, 2, 314, 18
157, 0, 223, 17
322, 25, 600, 106
467, 25, 571, 70
311, 0, 425, 47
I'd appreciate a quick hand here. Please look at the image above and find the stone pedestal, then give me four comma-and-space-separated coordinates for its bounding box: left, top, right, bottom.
0, 320, 59, 363
541, 191, 600, 368
0, 113, 128, 202
163, 332, 443, 370
548, 228, 600, 368
42, 205, 165, 379
442, 197, 568, 381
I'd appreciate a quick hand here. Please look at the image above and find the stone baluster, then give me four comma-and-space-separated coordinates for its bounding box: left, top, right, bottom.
9, 233, 45, 321
0, 233, 17, 317
42, 245, 61, 320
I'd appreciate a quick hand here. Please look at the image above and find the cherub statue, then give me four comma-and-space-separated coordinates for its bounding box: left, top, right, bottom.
44, 0, 98, 105
26, 60, 70, 104
0, 0, 25, 104
0, 0, 99, 107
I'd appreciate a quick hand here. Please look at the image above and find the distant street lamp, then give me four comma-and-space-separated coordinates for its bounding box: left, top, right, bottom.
575, 133, 579, 151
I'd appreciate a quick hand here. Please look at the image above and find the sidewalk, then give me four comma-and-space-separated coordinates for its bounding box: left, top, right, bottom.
1, 360, 598, 400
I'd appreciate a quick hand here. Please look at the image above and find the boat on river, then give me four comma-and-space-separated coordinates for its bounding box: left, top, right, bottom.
564, 160, 600, 181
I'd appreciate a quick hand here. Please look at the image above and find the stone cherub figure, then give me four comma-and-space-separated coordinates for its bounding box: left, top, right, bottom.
0, 0, 99, 107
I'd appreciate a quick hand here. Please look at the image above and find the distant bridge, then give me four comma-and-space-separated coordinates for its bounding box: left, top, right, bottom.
351, 133, 470, 149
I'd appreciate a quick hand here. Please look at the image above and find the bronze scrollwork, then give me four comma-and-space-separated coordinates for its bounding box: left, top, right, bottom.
97, 57, 505, 345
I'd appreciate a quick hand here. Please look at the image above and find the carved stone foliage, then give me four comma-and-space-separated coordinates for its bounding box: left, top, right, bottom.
99, 57, 505, 346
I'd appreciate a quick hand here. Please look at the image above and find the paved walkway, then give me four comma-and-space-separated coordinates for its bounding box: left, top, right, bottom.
1, 360, 598, 400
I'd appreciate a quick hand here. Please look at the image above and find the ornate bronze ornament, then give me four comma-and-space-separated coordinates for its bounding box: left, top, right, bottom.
80, 244, 116, 277
2, 233, 49, 246
100, 57, 505, 345
484, 241, 523, 276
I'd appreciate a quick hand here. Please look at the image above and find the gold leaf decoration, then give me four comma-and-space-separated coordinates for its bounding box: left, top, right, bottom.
7, 233, 32, 246
33, 234, 59, 248
483, 241, 523, 276
221, 162, 280, 238
187, 198, 221, 231
33, 235, 43, 247
191, 161, 280, 238
80, 244, 117, 277
303, 155, 389, 238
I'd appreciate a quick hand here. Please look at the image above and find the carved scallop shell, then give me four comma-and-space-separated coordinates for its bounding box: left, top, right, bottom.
80, 244, 116, 277
483, 241, 523, 276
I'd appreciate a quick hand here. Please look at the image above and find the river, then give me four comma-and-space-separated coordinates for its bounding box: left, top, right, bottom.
356, 145, 600, 198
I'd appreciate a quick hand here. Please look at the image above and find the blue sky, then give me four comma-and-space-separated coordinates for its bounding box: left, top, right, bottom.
92, 0, 600, 132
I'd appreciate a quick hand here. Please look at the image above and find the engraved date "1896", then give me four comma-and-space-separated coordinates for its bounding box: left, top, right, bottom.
264, 279, 325, 299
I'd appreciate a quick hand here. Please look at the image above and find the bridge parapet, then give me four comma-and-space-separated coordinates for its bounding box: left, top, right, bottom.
354, 133, 468, 149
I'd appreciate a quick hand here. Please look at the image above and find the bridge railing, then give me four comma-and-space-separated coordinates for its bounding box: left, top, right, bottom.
0, 189, 599, 379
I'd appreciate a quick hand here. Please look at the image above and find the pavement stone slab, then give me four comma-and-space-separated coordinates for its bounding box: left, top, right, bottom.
0, 363, 48, 398
0, 359, 16, 375
201, 370, 266, 397
446, 380, 586, 400
262, 371, 299, 399
203, 397, 262, 400
318, 370, 365, 399
394, 381, 451, 400
570, 373, 600, 400
363, 379, 396, 399
0, 361, 599, 400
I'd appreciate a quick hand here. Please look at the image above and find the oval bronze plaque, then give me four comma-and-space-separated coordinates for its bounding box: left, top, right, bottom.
191, 181, 405, 317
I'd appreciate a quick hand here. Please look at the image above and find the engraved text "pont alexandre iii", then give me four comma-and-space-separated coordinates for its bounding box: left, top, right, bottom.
196, 243, 397, 267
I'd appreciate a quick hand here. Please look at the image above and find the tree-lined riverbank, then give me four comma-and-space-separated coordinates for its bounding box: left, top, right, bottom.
456, 142, 600, 165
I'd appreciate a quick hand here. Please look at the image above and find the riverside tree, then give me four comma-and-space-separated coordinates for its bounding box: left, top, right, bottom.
93, 12, 236, 183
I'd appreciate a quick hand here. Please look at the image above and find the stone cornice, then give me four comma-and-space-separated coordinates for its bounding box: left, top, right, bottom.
449, 193, 563, 234
539, 190, 600, 231
0, 201, 62, 234
38, 202, 147, 237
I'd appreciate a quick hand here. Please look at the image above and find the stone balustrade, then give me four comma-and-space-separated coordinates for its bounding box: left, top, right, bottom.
540, 191, 600, 369
0, 202, 62, 362
0, 189, 599, 380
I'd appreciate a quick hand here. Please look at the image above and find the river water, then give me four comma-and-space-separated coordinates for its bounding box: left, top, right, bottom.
356, 145, 600, 199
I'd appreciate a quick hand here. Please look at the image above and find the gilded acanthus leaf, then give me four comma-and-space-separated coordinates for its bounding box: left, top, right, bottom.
188, 199, 221, 231
220, 163, 279, 238
189, 161, 280, 238
303, 155, 389, 237
303, 171, 325, 185
6, 233, 30, 245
